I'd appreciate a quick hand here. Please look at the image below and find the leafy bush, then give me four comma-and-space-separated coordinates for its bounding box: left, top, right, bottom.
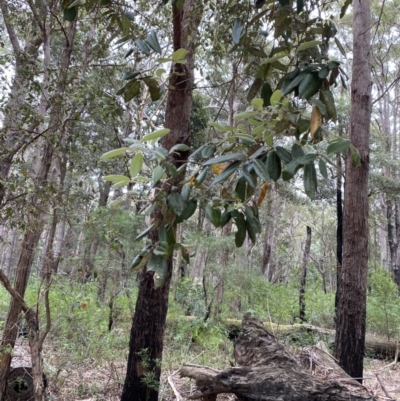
367, 268, 400, 339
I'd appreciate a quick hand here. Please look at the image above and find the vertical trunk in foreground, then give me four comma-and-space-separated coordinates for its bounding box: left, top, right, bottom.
334, 0, 371, 381
334, 154, 343, 327
121, 2, 202, 400
299, 226, 311, 322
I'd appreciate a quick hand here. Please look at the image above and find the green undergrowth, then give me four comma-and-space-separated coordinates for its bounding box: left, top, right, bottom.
0, 268, 399, 381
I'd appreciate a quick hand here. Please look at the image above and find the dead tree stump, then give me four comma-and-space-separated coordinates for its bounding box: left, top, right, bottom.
180, 314, 376, 401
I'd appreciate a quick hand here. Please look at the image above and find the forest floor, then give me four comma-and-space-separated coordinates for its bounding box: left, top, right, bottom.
9, 335, 400, 401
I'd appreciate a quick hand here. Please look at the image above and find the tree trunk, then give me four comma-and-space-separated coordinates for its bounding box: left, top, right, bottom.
0, 14, 77, 397
299, 226, 311, 322
3, 227, 17, 278
120, 2, 202, 400
261, 188, 282, 281
334, 153, 343, 327
0, 1, 43, 207
334, 0, 371, 381
214, 221, 232, 317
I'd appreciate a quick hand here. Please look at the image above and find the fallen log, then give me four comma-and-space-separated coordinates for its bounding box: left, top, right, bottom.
168, 315, 398, 360
180, 314, 376, 401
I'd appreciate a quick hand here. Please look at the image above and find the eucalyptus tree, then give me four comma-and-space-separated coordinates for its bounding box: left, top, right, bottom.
95, 1, 354, 398
334, 0, 372, 381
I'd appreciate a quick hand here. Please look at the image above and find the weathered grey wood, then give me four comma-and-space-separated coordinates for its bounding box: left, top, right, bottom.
180, 314, 376, 401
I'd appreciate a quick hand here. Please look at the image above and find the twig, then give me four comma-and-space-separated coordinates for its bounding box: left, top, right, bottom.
168, 370, 183, 401
374, 373, 393, 400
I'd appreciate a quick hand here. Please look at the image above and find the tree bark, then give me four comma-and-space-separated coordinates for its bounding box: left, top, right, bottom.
299, 226, 311, 322
334, 0, 372, 381
180, 315, 376, 401
0, 13, 77, 397
120, 2, 203, 400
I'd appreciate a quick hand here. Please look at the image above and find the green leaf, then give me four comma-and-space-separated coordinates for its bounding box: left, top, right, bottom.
281, 71, 308, 96
111, 180, 130, 189
181, 184, 191, 202
266, 151, 281, 181
169, 144, 190, 154
130, 247, 152, 271
251, 98, 264, 111
340, 0, 352, 19
298, 73, 322, 100
167, 192, 186, 215
260, 53, 288, 65
233, 212, 246, 247
103, 175, 130, 182
136, 39, 151, 55
220, 209, 231, 227
135, 224, 155, 241
208, 122, 234, 132
201, 145, 216, 158
320, 90, 337, 121
319, 158, 328, 179
100, 147, 129, 160
205, 203, 221, 227
122, 71, 140, 80
335, 37, 346, 57
297, 153, 317, 165
282, 159, 301, 181
142, 77, 161, 101
68, 0, 83, 8
327, 138, 351, 155
142, 128, 170, 142
130, 152, 143, 176
195, 167, 208, 186
121, 13, 130, 36
275, 146, 292, 164
63, 6, 77, 21
309, 98, 326, 115
232, 18, 243, 44
234, 111, 259, 120
261, 83, 273, 107
176, 199, 197, 223
241, 167, 257, 189
124, 11, 135, 21
304, 162, 317, 200
124, 48, 134, 59
124, 80, 141, 102
203, 152, 244, 166
297, 40, 322, 52
234, 177, 247, 201
147, 255, 168, 287
172, 48, 188, 61
152, 165, 164, 186
270, 90, 282, 106
291, 143, 305, 159
145, 31, 162, 54
253, 159, 271, 182
209, 161, 241, 187
318, 66, 329, 79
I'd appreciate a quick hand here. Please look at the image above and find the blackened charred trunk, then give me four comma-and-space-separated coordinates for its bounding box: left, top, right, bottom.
334, 153, 343, 327
299, 226, 311, 322
334, 0, 371, 382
